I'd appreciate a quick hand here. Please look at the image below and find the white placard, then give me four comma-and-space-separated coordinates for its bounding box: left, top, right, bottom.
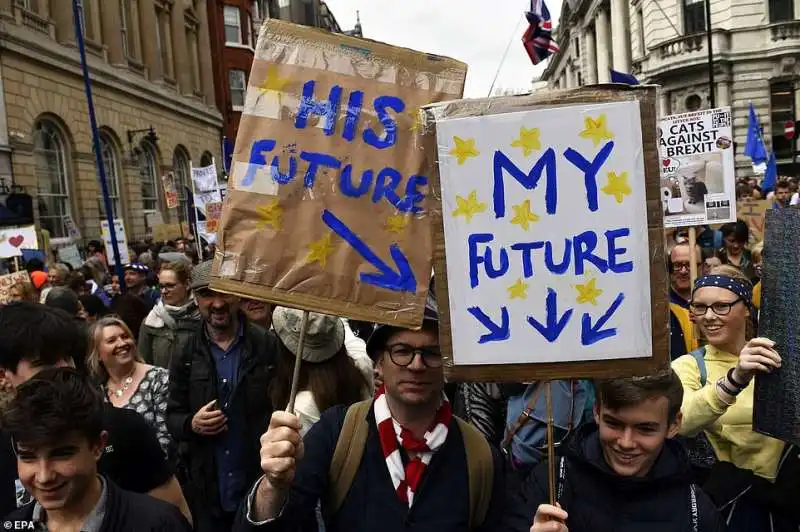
194, 189, 222, 214
659, 107, 736, 228
436, 102, 653, 366
100, 219, 130, 266
63, 215, 81, 241
0, 225, 38, 258
58, 244, 83, 269
192, 163, 218, 192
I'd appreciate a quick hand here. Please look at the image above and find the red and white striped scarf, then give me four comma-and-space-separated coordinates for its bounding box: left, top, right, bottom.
373, 385, 452, 507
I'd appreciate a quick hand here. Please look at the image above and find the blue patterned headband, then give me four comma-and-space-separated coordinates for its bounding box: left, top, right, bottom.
693, 275, 753, 303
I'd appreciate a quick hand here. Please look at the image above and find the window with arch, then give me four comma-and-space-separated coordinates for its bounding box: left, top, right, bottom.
99, 132, 122, 219
33, 119, 72, 239
139, 141, 161, 221
173, 147, 191, 223
200, 151, 214, 167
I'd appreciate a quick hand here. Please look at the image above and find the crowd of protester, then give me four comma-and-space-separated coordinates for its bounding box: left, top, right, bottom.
0, 209, 795, 532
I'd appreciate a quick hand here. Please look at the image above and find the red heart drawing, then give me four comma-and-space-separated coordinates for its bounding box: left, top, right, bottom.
9, 235, 24, 247
662, 158, 672, 167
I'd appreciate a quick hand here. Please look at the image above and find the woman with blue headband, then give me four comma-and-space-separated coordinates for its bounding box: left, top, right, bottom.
673, 265, 798, 531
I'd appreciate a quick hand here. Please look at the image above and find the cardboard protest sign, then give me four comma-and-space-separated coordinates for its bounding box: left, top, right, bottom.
428, 86, 668, 381
58, 244, 83, 269
192, 164, 218, 192
754, 208, 800, 445
100, 219, 130, 266
162, 172, 179, 209
0, 225, 38, 258
211, 19, 467, 327
737, 199, 770, 244
659, 107, 736, 228
63, 215, 81, 241
0, 271, 31, 304
205, 202, 223, 233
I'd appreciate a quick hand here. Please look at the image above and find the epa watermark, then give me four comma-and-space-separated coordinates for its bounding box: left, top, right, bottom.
2, 521, 36, 530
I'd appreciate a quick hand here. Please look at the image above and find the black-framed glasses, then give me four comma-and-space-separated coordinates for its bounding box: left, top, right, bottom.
160, 283, 179, 292
689, 299, 743, 317
386, 343, 443, 368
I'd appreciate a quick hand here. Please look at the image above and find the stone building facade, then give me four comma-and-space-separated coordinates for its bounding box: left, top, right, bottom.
541, 0, 800, 178
0, 0, 222, 246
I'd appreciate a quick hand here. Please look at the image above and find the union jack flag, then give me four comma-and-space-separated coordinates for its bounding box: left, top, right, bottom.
522, 0, 560, 65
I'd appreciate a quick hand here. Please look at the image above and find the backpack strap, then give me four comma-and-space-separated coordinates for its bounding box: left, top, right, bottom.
326, 399, 372, 519
501, 382, 546, 451
688, 346, 708, 386
455, 417, 494, 531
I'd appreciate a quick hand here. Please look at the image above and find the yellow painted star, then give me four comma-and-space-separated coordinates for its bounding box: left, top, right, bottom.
385, 214, 410, 234
579, 114, 614, 147
510, 126, 542, 156
510, 199, 540, 230
602, 171, 632, 204
451, 190, 487, 222
259, 65, 290, 93
306, 233, 334, 268
507, 278, 529, 300
255, 200, 283, 230
408, 107, 425, 133
449, 136, 480, 165
575, 277, 604, 305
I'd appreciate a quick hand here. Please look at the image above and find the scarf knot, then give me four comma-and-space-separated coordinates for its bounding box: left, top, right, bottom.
373, 385, 451, 507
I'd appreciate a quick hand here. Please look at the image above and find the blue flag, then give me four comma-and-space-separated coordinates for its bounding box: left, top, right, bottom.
610, 70, 639, 85
222, 137, 234, 175
762, 151, 777, 193
744, 103, 768, 165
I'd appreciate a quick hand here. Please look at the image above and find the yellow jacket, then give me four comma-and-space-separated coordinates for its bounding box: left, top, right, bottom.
672, 344, 785, 480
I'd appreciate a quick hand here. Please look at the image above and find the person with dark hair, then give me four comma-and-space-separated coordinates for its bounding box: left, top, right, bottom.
45, 286, 88, 321
167, 260, 278, 532
0, 302, 191, 523
79, 294, 109, 323
23, 257, 45, 274
668, 243, 702, 360
270, 308, 370, 433
773, 179, 791, 208
2, 368, 191, 530
109, 292, 149, 341
716, 220, 755, 280
123, 263, 159, 311
240, 298, 274, 330
505, 371, 724, 532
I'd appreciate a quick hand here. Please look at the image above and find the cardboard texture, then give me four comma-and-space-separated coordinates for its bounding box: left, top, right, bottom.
426, 85, 669, 381
211, 19, 467, 328
754, 208, 800, 446
153, 223, 189, 243
737, 199, 770, 244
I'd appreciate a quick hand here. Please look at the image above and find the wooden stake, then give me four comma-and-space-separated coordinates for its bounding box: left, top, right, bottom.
286, 310, 310, 414
688, 227, 701, 344
546, 380, 556, 505
13, 256, 19, 272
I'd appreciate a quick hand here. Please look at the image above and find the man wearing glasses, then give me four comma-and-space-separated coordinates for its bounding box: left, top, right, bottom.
167, 261, 278, 532
235, 297, 505, 531
668, 243, 703, 360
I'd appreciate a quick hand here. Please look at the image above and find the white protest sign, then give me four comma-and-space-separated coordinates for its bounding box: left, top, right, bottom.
437, 102, 653, 366
659, 107, 736, 228
63, 215, 81, 241
192, 164, 218, 192
194, 190, 222, 214
100, 219, 130, 265
58, 244, 83, 269
0, 225, 38, 258
196, 221, 217, 245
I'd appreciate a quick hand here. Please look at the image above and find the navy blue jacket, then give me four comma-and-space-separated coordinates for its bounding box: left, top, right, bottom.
233, 404, 506, 532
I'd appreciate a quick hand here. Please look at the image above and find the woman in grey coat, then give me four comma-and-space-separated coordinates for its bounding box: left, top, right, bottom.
138, 260, 200, 369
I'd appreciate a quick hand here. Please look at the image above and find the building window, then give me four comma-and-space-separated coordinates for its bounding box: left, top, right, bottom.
15, 0, 33, 10
769, 0, 794, 22
139, 142, 161, 223
224, 6, 242, 44
229, 69, 247, 109
636, 8, 645, 57
121, 0, 140, 61
99, 133, 122, 219
683, 0, 705, 34
573, 38, 580, 58
173, 148, 191, 224
576, 71, 583, 87
33, 120, 72, 240
200, 151, 214, 167
120, 0, 129, 58
302, 0, 315, 25
685, 94, 703, 111
771, 81, 796, 159
246, 13, 253, 46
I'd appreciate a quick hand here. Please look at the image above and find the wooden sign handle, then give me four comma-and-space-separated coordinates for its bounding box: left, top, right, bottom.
286, 310, 310, 414
546, 380, 556, 506
688, 227, 698, 286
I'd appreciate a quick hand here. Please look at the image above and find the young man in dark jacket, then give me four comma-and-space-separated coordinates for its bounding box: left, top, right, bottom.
234, 301, 505, 532
167, 260, 278, 532
3, 368, 191, 531
0, 302, 190, 522
505, 371, 725, 532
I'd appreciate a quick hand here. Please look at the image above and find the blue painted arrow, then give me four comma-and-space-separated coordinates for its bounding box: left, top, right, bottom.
467, 306, 510, 344
581, 292, 625, 346
527, 288, 573, 343
321, 209, 417, 293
